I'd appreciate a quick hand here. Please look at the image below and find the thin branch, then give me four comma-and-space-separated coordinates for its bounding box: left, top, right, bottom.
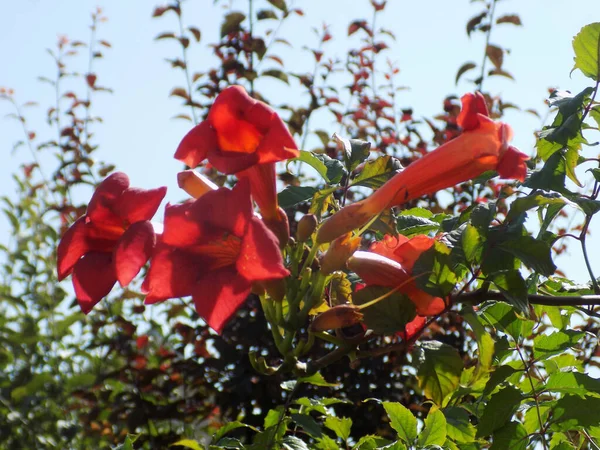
457, 290, 600, 307
477, 0, 497, 92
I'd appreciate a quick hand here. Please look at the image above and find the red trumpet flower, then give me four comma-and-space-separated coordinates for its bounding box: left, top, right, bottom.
317, 92, 529, 243
142, 178, 289, 334
174, 85, 298, 225
57, 172, 166, 313
348, 234, 446, 316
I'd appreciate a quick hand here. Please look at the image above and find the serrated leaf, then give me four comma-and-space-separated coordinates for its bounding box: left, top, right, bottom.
292, 150, 345, 184
382, 402, 417, 443
462, 223, 485, 264
414, 341, 463, 406
350, 155, 399, 189
291, 413, 323, 438
546, 371, 600, 397
490, 422, 528, 450
282, 436, 309, 450
497, 235, 556, 277
353, 286, 417, 335
443, 407, 476, 444
333, 133, 371, 171
533, 330, 585, 359
418, 409, 447, 447
476, 386, 523, 437
572, 22, 600, 80
489, 270, 529, 314
550, 395, 600, 431
479, 302, 528, 342
506, 191, 570, 222
278, 186, 318, 208
324, 416, 352, 442
456, 62, 477, 85
297, 372, 339, 387
171, 439, 204, 450
212, 422, 256, 443
413, 241, 457, 297
524, 151, 567, 192
221, 12, 246, 37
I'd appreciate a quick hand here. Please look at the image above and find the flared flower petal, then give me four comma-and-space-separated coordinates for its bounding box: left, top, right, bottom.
72, 252, 117, 314
114, 186, 167, 225
237, 217, 290, 281
497, 145, 529, 181
174, 120, 217, 168
86, 172, 130, 228
192, 267, 252, 334
457, 91, 489, 131
115, 221, 156, 287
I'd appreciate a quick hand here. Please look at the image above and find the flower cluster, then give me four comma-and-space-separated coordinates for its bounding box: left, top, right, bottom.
58, 87, 527, 340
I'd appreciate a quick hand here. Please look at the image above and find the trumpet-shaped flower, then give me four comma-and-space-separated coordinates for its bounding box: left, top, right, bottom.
142, 178, 289, 334
317, 92, 529, 243
174, 85, 299, 225
57, 172, 166, 313
348, 234, 445, 316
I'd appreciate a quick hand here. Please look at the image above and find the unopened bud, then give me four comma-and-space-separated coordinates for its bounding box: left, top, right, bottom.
296, 214, 318, 242
310, 304, 363, 332
320, 233, 361, 275
347, 251, 410, 287
177, 170, 218, 199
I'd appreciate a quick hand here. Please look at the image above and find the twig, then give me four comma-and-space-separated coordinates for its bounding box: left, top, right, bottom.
477, 0, 497, 92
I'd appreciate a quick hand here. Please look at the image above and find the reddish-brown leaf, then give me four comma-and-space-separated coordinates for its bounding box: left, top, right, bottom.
466, 11, 487, 36
86, 73, 97, 88
489, 68, 514, 80
170, 87, 190, 100
155, 32, 176, 41
496, 14, 522, 26
188, 27, 201, 42
455, 62, 477, 85
486, 44, 504, 69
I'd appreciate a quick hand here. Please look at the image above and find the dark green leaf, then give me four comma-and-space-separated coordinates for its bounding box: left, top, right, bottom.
549, 395, 600, 431
282, 436, 309, 450
291, 413, 323, 438
292, 150, 345, 184
489, 270, 529, 314
267, 0, 287, 12
490, 422, 528, 450
213, 422, 256, 443
443, 407, 476, 444
413, 241, 458, 297
333, 133, 371, 171
546, 371, 600, 397
497, 235, 556, 277
278, 186, 318, 208
257, 9, 277, 20
476, 386, 523, 437
479, 302, 528, 341
262, 69, 289, 84
506, 191, 571, 222
482, 365, 519, 395
297, 372, 339, 387
353, 286, 417, 335
414, 341, 463, 406
524, 151, 567, 192
456, 62, 477, 85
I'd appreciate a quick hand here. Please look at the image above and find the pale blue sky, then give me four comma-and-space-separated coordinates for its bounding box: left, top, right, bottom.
1, 0, 599, 282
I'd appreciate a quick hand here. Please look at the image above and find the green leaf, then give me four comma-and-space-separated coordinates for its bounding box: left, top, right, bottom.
333, 133, 371, 171
278, 186, 318, 208
396, 215, 440, 237
292, 150, 345, 184
264, 407, 283, 429
489, 270, 529, 314
267, 0, 287, 12
221, 12, 246, 37
213, 422, 256, 443
350, 155, 399, 189
414, 341, 463, 406
590, 106, 600, 128
291, 413, 323, 438
461, 308, 495, 380
462, 223, 485, 265
533, 330, 585, 359
506, 191, 571, 222
297, 372, 339, 387
257, 9, 278, 20
490, 422, 528, 450
497, 235, 556, 277
572, 22, 600, 80
476, 386, 523, 437
479, 302, 529, 342
353, 286, 417, 335
382, 401, 417, 443
482, 365, 519, 395
524, 151, 567, 192
324, 416, 352, 442
550, 395, 600, 431
282, 436, 309, 450
171, 439, 204, 450
545, 371, 600, 397
413, 241, 458, 297
443, 407, 476, 443
418, 409, 447, 446
353, 435, 393, 449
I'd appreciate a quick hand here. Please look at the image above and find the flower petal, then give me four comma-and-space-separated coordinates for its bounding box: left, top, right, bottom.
161, 202, 206, 247
238, 162, 278, 219
497, 145, 529, 181
394, 235, 435, 272
174, 120, 217, 168
347, 251, 411, 287
114, 186, 167, 224
405, 286, 446, 315
237, 216, 289, 281
115, 220, 156, 287
143, 244, 202, 303
457, 92, 489, 131
57, 217, 114, 280
205, 148, 260, 173
192, 266, 251, 334
72, 252, 117, 313
86, 172, 130, 226
369, 234, 409, 262
188, 178, 253, 237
